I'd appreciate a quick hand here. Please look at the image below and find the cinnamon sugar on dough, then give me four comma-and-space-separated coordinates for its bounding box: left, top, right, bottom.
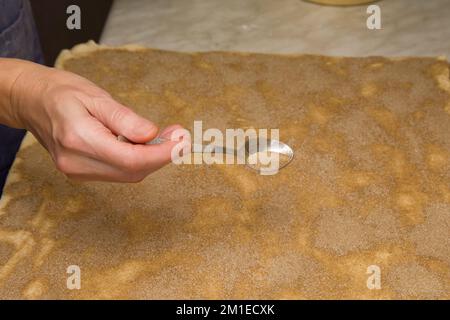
0, 42, 449, 299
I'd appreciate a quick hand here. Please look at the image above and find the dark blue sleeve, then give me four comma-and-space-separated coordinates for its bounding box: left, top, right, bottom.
0, 0, 44, 196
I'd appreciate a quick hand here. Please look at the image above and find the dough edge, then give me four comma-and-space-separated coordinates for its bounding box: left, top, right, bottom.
54, 40, 449, 69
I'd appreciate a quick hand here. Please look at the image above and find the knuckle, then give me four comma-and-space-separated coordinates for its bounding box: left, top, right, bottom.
90, 93, 112, 108
118, 151, 143, 172
127, 172, 146, 183
59, 129, 81, 150
112, 106, 133, 122
117, 155, 146, 182
120, 156, 138, 171
55, 155, 72, 174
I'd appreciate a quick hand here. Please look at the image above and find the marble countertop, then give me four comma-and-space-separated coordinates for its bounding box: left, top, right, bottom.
101, 0, 450, 57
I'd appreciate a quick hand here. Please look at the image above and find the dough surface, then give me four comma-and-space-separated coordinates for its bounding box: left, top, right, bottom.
1, 41, 450, 299
304, 0, 376, 5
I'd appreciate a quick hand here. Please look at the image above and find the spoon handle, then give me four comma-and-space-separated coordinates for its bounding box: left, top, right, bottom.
117, 135, 168, 145
192, 144, 237, 155
118, 136, 236, 154
146, 137, 168, 145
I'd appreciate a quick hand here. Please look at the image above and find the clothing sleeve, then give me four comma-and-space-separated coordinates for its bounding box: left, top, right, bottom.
0, 0, 44, 196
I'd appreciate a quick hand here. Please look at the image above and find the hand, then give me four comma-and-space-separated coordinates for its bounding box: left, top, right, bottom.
6, 60, 185, 182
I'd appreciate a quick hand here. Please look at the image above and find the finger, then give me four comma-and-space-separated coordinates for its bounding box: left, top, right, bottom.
140, 139, 181, 170
159, 124, 192, 158
159, 124, 185, 140
86, 97, 158, 143
76, 116, 179, 172
55, 151, 143, 182
147, 124, 191, 163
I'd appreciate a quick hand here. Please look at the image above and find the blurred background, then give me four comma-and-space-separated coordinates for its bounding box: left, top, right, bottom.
30, 0, 450, 66
30, 0, 112, 65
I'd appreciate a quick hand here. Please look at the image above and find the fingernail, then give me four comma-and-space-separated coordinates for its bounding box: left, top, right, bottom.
133, 122, 156, 137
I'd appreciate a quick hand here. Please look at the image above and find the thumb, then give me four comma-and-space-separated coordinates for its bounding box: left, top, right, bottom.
87, 98, 158, 143
159, 124, 186, 140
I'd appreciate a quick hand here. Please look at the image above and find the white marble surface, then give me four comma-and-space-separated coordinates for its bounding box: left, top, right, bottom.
101, 0, 450, 57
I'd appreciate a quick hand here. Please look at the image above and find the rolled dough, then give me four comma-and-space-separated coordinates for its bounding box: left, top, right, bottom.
0, 41, 449, 299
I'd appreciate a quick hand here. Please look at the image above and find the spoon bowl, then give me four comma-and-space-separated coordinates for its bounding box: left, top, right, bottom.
244, 139, 294, 174
119, 135, 294, 174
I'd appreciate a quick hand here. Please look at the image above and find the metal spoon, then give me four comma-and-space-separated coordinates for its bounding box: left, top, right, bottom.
118, 136, 294, 174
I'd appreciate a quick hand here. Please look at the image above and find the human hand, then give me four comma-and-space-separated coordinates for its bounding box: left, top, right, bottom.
6, 59, 185, 182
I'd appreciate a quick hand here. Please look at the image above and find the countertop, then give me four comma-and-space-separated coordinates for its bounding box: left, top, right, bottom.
101, 0, 450, 57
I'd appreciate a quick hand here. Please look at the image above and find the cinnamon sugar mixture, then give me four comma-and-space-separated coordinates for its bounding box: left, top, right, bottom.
0, 43, 449, 299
